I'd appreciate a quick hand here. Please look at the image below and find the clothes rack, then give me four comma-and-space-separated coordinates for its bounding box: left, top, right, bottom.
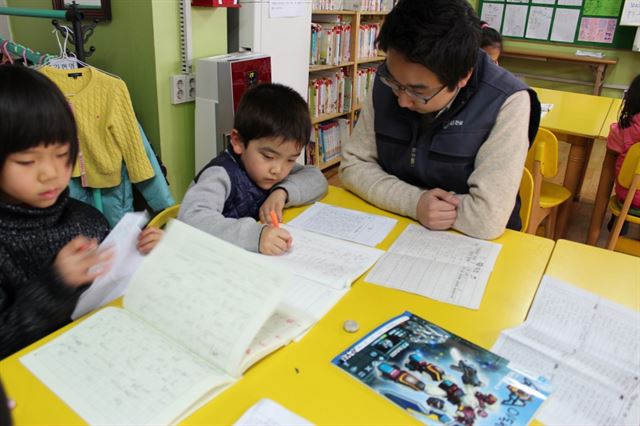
0, 2, 97, 62
0, 36, 53, 64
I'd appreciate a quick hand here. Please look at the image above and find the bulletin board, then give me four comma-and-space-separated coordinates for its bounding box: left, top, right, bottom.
479, 0, 636, 49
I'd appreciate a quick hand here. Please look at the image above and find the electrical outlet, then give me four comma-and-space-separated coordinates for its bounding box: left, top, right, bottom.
187, 73, 196, 101
170, 74, 196, 105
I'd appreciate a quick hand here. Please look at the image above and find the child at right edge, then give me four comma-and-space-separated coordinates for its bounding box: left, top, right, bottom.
607, 73, 640, 212
179, 83, 328, 255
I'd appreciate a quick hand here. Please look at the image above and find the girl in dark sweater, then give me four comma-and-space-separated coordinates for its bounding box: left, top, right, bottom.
0, 65, 160, 359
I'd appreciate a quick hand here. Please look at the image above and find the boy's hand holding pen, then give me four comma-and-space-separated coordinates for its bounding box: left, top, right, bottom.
258, 210, 293, 255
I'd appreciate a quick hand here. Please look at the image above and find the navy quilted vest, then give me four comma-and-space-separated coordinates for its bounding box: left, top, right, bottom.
194, 150, 269, 219
373, 50, 540, 231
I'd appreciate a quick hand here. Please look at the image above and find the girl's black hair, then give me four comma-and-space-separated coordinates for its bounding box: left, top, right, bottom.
619, 74, 640, 129
480, 21, 503, 51
0, 64, 79, 167
233, 83, 311, 149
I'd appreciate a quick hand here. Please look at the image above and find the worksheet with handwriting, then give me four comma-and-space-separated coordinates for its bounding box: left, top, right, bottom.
365, 224, 501, 309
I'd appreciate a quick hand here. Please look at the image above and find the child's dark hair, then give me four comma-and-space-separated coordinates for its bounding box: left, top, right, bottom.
480, 21, 502, 51
0, 65, 79, 167
233, 83, 311, 150
619, 74, 640, 129
376, 0, 481, 90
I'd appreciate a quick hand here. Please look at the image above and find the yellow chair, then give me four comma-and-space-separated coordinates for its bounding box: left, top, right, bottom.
147, 204, 181, 229
606, 143, 640, 254
525, 128, 572, 238
519, 167, 534, 232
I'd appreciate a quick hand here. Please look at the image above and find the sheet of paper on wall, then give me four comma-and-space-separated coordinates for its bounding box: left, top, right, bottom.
492, 275, 640, 426
287, 202, 398, 246
365, 224, 501, 309
233, 398, 314, 426
621, 0, 640, 26
550, 8, 580, 42
71, 211, 149, 320
269, 0, 307, 18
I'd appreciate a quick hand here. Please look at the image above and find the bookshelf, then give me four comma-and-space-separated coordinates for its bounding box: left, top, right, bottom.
307, 8, 389, 170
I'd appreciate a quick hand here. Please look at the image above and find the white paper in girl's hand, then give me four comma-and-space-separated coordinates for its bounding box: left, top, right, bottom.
71, 212, 149, 319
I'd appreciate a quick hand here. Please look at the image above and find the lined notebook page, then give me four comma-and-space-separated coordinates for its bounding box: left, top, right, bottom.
21, 307, 231, 426
492, 276, 640, 426
287, 202, 397, 246
365, 224, 501, 309
124, 219, 292, 376
280, 275, 348, 321
269, 226, 384, 290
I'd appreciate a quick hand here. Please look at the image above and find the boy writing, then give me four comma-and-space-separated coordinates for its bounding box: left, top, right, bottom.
179, 83, 328, 254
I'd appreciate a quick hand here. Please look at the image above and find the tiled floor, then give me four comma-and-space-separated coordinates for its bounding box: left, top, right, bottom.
323, 144, 640, 248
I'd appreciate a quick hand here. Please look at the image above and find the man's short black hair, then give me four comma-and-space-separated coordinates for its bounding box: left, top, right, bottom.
0, 64, 79, 167
233, 83, 311, 150
377, 0, 481, 90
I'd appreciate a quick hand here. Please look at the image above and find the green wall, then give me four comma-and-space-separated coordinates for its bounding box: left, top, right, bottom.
151, 1, 227, 201
6, 0, 227, 201
469, 1, 639, 98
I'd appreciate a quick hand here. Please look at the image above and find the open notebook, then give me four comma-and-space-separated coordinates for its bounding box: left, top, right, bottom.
270, 224, 384, 324
20, 220, 312, 425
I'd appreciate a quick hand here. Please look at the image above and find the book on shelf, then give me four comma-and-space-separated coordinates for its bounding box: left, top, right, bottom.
308, 68, 351, 117
20, 220, 312, 425
355, 64, 378, 105
333, 311, 549, 426
309, 117, 350, 165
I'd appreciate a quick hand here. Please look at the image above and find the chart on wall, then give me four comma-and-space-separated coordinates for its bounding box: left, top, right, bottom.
479, 0, 636, 49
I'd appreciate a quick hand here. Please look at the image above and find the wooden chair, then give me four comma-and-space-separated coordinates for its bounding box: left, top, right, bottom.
606, 143, 640, 254
147, 204, 180, 229
525, 128, 572, 238
519, 167, 534, 232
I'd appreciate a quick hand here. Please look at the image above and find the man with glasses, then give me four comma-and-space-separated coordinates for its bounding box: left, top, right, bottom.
340, 0, 540, 239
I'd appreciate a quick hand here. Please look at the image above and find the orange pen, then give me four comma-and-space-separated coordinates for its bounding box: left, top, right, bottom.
269, 210, 280, 228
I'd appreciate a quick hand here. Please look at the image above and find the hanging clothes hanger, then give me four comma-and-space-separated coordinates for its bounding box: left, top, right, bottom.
39, 27, 80, 70
39, 25, 121, 80
1, 40, 14, 64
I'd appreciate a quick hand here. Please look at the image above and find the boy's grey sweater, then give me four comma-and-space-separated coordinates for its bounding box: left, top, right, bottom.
179, 163, 328, 252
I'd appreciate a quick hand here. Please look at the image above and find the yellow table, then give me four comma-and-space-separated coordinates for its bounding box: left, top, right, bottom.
587, 98, 623, 246
1, 187, 555, 425
534, 87, 615, 239
545, 239, 640, 310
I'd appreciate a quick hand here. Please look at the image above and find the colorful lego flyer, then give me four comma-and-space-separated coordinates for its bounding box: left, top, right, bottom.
332, 312, 550, 426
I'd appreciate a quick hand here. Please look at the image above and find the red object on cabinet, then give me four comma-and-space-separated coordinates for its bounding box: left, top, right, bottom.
192, 0, 241, 7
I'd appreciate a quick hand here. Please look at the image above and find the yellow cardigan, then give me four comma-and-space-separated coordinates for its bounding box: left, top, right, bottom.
41, 66, 154, 188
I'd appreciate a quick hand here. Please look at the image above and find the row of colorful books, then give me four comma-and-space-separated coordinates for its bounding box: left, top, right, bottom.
308, 68, 352, 117
312, 0, 397, 12
310, 118, 350, 165
354, 65, 378, 106
357, 22, 381, 59
310, 21, 352, 66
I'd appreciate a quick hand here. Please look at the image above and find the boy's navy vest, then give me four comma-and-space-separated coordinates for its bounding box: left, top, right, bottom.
373, 50, 541, 231
194, 149, 269, 220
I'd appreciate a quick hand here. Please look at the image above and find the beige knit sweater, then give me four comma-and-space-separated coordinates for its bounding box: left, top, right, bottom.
42, 66, 154, 188
340, 90, 531, 240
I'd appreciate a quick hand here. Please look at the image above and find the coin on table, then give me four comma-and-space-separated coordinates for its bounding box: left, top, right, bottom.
343, 320, 359, 333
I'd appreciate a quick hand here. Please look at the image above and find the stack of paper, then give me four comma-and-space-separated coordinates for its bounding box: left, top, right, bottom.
365, 224, 501, 309
492, 276, 640, 425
